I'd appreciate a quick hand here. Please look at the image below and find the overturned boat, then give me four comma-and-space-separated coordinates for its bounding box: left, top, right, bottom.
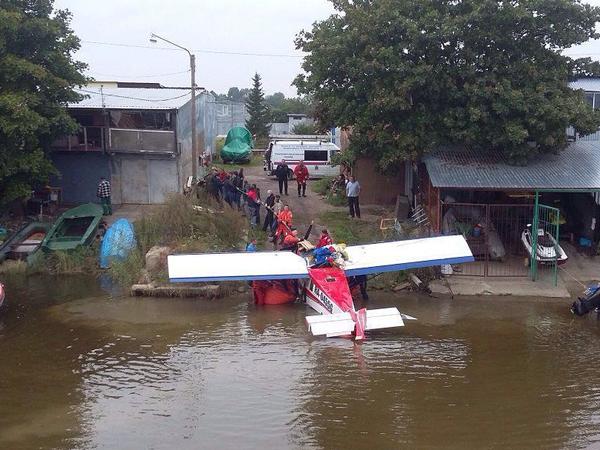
521, 225, 567, 265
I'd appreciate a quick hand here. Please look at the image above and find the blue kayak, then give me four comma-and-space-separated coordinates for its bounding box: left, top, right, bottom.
99, 219, 136, 269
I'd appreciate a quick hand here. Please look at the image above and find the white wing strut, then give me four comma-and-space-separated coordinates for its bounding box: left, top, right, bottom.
343, 235, 473, 277
168, 252, 309, 282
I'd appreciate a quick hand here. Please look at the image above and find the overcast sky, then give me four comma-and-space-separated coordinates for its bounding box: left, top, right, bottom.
55, 0, 600, 97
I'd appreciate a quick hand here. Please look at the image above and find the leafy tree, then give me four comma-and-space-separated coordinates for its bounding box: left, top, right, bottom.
245, 73, 270, 138
0, 0, 86, 205
295, 0, 600, 168
269, 96, 313, 123
292, 122, 318, 135
265, 92, 285, 108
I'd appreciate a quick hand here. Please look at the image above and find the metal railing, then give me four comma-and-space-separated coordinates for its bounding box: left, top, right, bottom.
441, 202, 534, 277
108, 128, 176, 153
51, 126, 104, 151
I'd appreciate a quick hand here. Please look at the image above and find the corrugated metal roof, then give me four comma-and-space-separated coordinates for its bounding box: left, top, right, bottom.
569, 78, 600, 92
70, 86, 194, 110
424, 141, 600, 190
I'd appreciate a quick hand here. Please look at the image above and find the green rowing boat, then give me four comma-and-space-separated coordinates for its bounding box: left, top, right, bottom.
0, 222, 51, 264
42, 203, 104, 252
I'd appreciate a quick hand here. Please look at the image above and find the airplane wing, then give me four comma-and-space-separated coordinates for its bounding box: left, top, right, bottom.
168, 251, 309, 282
343, 235, 473, 277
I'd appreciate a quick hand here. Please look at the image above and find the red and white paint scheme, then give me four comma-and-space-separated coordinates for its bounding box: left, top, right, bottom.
168, 235, 474, 340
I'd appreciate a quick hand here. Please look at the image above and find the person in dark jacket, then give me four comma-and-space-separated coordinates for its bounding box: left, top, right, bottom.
275, 159, 289, 196
262, 190, 276, 232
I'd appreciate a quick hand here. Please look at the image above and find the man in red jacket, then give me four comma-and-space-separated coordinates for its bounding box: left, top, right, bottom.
293, 160, 309, 198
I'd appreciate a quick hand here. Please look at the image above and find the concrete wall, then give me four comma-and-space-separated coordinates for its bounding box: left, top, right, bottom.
50, 152, 110, 204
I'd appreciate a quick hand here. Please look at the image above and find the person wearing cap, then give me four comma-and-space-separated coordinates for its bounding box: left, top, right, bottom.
262, 190, 276, 231
293, 160, 309, 197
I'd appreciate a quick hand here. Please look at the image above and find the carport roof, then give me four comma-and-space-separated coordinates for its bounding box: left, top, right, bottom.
423, 141, 600, 191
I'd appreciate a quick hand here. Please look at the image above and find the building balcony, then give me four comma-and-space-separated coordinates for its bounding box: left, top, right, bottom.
51, 126, 104, 151
108, 128, 176, 153
52, 127, 177, 154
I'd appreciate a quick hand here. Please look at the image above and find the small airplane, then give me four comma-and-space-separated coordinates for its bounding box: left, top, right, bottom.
168, 235, 473, 340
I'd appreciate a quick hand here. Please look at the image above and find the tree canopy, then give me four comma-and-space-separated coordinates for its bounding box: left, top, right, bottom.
0, 0, 86, 205
245, 73, 270, 139
295, 0, 600, 168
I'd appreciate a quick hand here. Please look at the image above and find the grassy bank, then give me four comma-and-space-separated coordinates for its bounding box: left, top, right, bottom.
312, 176, 347, 207
319, 211, 381, 245
108, 193, 247, 287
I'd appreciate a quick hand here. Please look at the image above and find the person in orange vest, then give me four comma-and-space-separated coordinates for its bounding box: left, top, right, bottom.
293, 160, 309, 198
281, 221, 314, 252
316, 228, 333, 248
274, 204, 293, 245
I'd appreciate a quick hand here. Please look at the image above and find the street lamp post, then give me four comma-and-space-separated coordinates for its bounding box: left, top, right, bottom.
150, 33, 197, 181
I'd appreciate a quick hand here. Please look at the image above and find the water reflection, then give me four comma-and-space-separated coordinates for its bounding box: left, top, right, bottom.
2, 277, 600, 449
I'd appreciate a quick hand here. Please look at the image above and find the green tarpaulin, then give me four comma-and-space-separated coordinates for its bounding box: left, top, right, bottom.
220, 127, 253, 163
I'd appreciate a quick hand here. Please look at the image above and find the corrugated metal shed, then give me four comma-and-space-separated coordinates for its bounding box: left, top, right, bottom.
423, 141, 600, 190
70, 86, 194, 110
569, 78, 600, 92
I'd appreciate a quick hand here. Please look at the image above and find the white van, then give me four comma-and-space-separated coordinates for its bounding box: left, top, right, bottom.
264, 139, 341, 179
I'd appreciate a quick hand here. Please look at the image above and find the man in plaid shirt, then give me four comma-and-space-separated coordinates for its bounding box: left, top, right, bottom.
96, 176, 112, 215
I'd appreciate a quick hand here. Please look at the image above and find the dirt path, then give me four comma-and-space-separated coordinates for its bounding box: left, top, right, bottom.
244, 165, 343, 239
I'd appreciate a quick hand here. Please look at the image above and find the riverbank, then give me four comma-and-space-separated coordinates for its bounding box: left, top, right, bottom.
2, 163, 595, 301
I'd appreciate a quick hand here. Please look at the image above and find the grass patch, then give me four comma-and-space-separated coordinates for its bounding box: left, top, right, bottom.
43, 245, 98, 274
312, 177, 332, 196
107, 193, 248, 288
311, 176, 347, 207
108, 249, 145, 287
320, 211, 381, 245
213, 153, 263, 172
0, 259, 28, 274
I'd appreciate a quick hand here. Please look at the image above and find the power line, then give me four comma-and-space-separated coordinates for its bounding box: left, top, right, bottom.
81, 39, 304, 58
87, 68, 191, 79
75, 87, 191, 102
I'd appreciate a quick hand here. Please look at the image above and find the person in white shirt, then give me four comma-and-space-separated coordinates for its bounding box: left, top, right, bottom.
345, 175, 361, 219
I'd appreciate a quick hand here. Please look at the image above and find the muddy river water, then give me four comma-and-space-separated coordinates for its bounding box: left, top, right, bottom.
1, 274, 600, 449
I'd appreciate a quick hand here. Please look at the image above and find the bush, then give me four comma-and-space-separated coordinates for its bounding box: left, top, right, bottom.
312, 176, 347, 207
108, 248, 145, 287
44, 245, 97, 274
109, 193, 247, 287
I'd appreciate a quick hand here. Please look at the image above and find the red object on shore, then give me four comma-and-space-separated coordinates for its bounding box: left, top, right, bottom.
252, 280, 296, 305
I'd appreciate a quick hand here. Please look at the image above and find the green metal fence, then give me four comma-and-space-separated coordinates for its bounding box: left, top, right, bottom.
530, 194, 560, 286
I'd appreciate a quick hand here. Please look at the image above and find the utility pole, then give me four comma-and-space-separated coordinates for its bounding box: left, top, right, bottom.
150, 33, 198, 180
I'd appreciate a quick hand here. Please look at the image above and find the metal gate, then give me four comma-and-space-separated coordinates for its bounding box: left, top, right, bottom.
441, 202, 533, 277
530, 203, 560, 286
